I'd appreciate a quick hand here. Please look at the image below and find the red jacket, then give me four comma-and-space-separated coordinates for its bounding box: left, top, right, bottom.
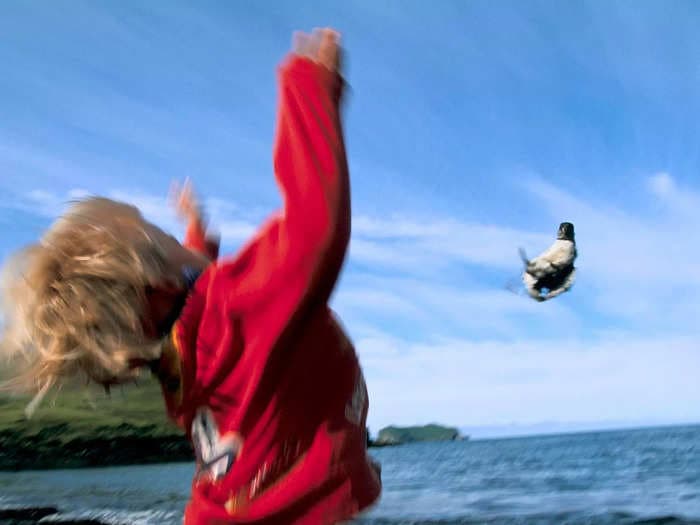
162, 54, 381, 524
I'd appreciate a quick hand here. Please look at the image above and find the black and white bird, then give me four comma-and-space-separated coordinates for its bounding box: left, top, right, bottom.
520, 222, 577, 302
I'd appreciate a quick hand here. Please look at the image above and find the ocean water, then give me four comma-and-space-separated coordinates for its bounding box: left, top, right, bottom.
1, 425, 699, 524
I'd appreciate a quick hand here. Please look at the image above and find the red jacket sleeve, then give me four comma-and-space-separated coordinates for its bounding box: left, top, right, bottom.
184, 219, 220, 261
216, 55, 350, 312
270, 55, 350, 306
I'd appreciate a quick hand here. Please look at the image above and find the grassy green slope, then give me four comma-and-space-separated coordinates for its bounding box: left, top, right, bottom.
0, 380, 193, 470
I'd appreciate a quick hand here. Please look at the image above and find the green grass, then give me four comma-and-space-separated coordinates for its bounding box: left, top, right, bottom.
0, 380, 177, 436
0, 379, 192, 470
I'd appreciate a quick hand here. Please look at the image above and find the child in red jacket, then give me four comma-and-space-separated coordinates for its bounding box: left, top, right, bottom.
0, 28, 381, 524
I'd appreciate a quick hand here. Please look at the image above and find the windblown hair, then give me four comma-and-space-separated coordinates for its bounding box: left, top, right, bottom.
0, 197, 179, 413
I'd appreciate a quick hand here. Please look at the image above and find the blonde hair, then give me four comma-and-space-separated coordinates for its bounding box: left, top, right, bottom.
0, 197, 179, 413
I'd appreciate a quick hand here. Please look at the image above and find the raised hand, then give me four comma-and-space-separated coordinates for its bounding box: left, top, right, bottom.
170, 178, 203, 226
292, 27, 342, 74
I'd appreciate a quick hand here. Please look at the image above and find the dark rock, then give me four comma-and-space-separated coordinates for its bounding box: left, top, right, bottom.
0, 506, 58, 522
0, 429, 194, 471
0, 507, 122, 525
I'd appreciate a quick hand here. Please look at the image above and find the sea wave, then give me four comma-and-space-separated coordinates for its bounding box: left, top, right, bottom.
354, 512, 700, 525
38, 508, 179, 524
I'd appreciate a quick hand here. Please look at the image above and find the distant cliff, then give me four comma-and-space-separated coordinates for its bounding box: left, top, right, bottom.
370, 424, 465, 447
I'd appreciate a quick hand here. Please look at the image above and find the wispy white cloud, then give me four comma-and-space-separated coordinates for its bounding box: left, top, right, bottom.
6, 188, 90, 219
358, 330, 700, 429
351, 215, 550, 270
0, 141, 89, 190
647, 171, 700, 221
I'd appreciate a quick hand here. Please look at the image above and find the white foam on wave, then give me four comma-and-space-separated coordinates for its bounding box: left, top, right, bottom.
38, 508, 180, 525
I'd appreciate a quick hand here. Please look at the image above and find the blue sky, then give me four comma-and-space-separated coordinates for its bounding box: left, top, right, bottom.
1, 1, 699, 434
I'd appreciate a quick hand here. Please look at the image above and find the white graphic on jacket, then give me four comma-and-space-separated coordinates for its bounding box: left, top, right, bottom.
191, 407, 243, 481
345, 370, 367, 426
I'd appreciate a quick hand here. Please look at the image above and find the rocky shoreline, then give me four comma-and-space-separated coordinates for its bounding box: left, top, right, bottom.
0, 423, 466, 471
0, 423, 193, 472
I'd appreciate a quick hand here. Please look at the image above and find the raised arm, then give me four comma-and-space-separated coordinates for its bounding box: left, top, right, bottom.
268, 29, 350, 304
173, 179, 220, 261
183, 219, 219, 261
